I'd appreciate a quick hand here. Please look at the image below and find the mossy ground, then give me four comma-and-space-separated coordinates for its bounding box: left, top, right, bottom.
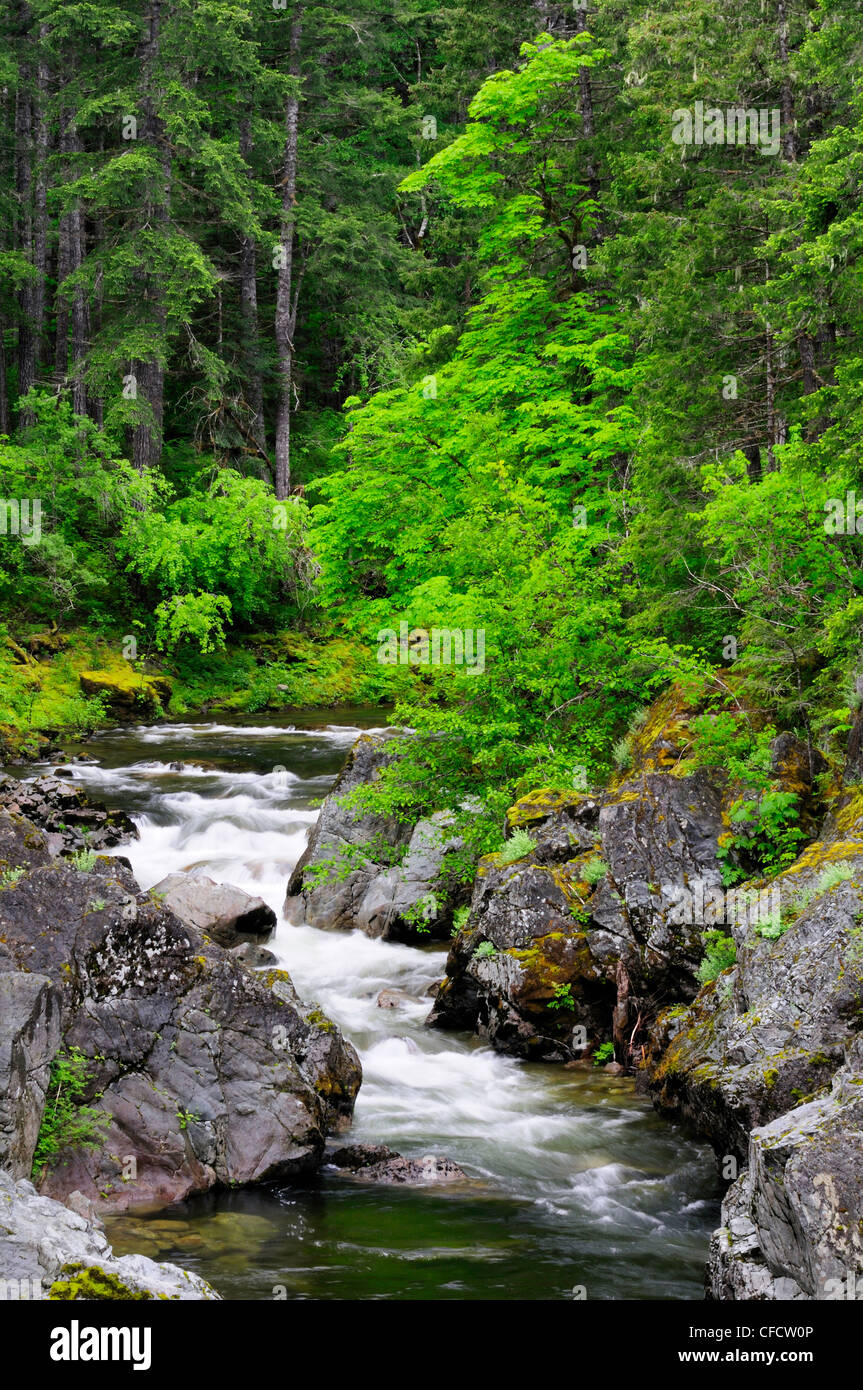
0, 624, 404, 755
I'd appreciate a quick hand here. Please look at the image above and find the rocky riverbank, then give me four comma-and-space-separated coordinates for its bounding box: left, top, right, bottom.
288, 697, 863, 1300
0, 771, 361, 1299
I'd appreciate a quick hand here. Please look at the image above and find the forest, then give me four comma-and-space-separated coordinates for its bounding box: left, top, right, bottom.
2, 0, 862, 853
0, 0, 862, 1321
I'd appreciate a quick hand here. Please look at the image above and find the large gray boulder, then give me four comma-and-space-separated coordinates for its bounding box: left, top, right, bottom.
596, 767, 728, 998
285, 732, 467, 942
646, 815, 863, 1160
426, 765, 731, 1061
0, 972, 62, 1179
150, 872, 276, 948
0, 1169, 219, 1299
426, 833, 614, 1062
707, 1039, 863, 1300
0, 809, 361, 1214
326, 1143, 467, 1185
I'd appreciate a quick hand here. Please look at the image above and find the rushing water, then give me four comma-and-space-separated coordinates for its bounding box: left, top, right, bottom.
28, 713, 721, 1300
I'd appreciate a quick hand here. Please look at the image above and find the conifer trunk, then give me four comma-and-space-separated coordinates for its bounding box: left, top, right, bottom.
274, 19, 302, 501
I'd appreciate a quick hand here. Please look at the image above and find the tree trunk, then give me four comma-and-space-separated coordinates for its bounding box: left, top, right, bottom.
132, 0, 168, 471
777, 0, 796, 161
274, 19, 302, 501
239, 114, 267, 462
31, 30, 49, 376
69, 162, 89, 420
55, 111, 72, 377
0, 318, 8, 435
798, 331, 816, 395
15, 58, 35, 418
765, 320, 777, 469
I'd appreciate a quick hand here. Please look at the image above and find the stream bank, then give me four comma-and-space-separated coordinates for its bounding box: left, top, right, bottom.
46, 713, 719, 1300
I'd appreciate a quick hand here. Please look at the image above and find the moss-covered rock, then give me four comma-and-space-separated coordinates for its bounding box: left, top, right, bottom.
80, 665, 172, 716
48, 1263, 156, 1300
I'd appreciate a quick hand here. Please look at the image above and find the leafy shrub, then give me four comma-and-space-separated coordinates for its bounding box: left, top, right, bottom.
696, 928, 737, 985
498, 829, 536, 864
593, 1041, 615, 1065
403, 891, 439, 933
473, 941, 497, 960
69, 849, 97, 872
690, 713, 774, 785
32, 1048, 111, 1178
718, 790, 805, 886
548, 983, 576, 1011
815, 861, 856, 894
451, 905, 470, 936
582, 856, 608, 885
755, 907, 788, 940
612, 737, 632, 771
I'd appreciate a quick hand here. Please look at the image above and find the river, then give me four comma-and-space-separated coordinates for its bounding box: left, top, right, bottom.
35, 713, 720, 1300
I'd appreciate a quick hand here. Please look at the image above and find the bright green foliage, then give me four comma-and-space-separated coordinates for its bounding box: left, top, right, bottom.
815, 861, 857, 894
451, 905, 471, 936
32, 1048, 111, 1179
548, 983, 576, 1012
583, 858, 608, 886
498, 830, 537, 865
69, 849, 98, 872
696, 930, 737, 986
593, 1042, 615, 1066
719, 790, 805, 886
0, 1, 862, 840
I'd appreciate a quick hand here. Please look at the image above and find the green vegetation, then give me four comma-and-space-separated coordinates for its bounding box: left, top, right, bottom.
548, 983, 576, 1012
69, 849, 98, 873
593, 1042, 615, 1067
473, 941, 497, 961
696, 930, 738, 986
48, 1264, 154, 1301
451, 905, 471, 936
497, 830, 537, 865
718, 792, 806, 887
582, 858, 608, 886
0, 0, 860, 883
31, 1048, 111, 1179
816, 862, 857, 894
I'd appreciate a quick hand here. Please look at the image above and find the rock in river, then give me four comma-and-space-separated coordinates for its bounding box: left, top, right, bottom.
0, 808, 361, 1214
150, 871, 277, 948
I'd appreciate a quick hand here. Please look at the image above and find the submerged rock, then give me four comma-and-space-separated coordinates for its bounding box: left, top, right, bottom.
0, 1169, 219, 1299
150, 872, 276, 948
231, 941, 277, 968
326, 1143, 466, 1185
375, 988, 414, 1009
0, 808, 361, 1214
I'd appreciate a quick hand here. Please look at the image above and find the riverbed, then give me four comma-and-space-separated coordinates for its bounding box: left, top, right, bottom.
33, 713, 720, 1300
